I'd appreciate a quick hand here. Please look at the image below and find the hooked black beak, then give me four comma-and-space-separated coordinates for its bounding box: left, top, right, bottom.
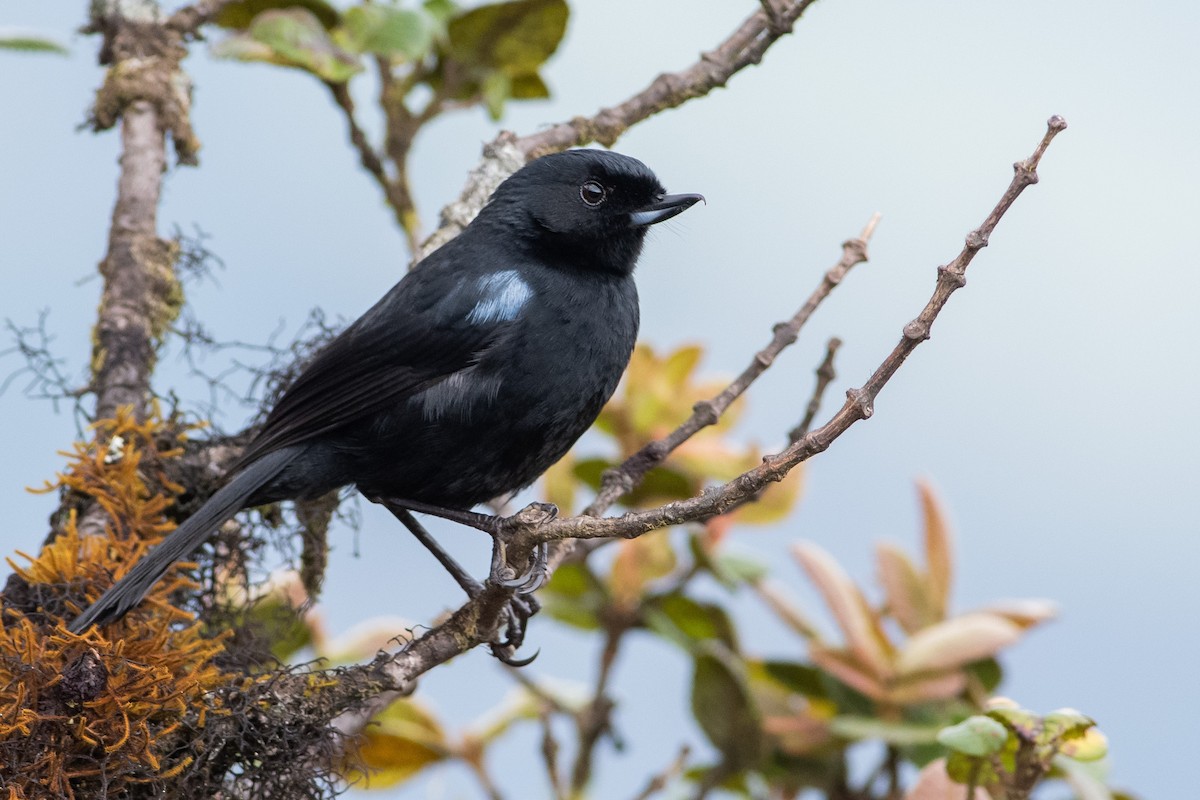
629, 193, 705, 226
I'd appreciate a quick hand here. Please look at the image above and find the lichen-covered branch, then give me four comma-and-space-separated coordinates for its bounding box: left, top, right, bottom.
86, 0, 200, 422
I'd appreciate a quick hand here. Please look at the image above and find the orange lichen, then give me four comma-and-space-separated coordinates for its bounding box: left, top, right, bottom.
0, 408, 234, 798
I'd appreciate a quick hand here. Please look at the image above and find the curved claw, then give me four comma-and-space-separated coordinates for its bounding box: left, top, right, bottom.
487, 592, 540, 665
490, 645, 540, 667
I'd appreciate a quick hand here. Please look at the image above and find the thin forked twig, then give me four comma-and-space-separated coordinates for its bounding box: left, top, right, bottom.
790, 336, 843, 442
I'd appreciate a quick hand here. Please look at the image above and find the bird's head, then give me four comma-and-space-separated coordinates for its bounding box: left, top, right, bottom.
482, 149, 703, 276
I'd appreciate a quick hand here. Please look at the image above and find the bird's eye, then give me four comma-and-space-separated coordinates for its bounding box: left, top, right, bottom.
580, 180, 607, 206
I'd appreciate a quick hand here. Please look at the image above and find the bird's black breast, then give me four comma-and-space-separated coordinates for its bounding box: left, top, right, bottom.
336, 264, 639, 508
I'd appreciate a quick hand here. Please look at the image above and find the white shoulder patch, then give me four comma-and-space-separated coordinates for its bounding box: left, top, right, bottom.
467, 270, 533, 324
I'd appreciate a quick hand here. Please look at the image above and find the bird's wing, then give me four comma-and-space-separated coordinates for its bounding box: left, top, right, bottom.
233, 263, 512, 468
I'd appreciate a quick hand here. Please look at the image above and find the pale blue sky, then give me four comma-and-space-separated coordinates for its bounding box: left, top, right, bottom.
2, 2, 1198, 798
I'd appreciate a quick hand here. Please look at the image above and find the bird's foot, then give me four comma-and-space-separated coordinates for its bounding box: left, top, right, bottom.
487, 502, 556, 594
489, 592, 541, 666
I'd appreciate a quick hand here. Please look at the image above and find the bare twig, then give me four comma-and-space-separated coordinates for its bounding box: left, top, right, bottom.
1, 312, 87, 421
326, 81, 394, 207
538, 708, 566, 800
515, 0, 820, 158
631, 745, 691, 800
569, 619, 629, 793
790, 336, 843, 442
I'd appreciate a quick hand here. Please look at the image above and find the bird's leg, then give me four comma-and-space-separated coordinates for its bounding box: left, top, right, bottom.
382, 504, 483, 596
370, 496, 541, 665
379, 496, 557, 595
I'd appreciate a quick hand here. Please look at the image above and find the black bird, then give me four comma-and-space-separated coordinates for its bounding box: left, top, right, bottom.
69, 149, 702, 643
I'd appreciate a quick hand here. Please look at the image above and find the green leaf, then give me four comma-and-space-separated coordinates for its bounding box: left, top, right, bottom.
716, 551, 770, 586
0, 31, 68, 55
987, 705, 1041, 740
510, 71, 550, 99
539, 561, 607, 630
424, 0, 459, 25
758, 660, 827, 700
964, 656, 1003, 693
216, 0, 341, 30
830, 715, 943, 746
945, 751, 999, 787
481, 70, 510, 120
691, 647, 764, 771
937, 715, 1009, 757
447, 0, 567, 76
342, 5, 434, 59
216, 8, 363, 82
234, 596, 312, 661
573, 458, 696, 507
645, 593, 738, 651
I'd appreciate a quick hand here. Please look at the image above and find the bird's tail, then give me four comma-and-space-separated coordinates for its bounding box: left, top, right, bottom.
68, 449, 293, 634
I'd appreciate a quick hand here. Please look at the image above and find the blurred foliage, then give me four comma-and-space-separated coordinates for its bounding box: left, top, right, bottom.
210, 0, 569, 249
298, 346, 1132, 800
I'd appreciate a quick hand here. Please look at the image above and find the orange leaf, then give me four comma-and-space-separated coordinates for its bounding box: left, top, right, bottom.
809, 646, 887, 701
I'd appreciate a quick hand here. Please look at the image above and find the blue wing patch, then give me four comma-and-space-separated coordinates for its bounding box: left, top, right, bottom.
467, 270, 533, 324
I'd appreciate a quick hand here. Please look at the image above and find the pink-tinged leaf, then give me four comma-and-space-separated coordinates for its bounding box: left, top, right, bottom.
877, 541, 937, 633
896, 613, 1022, 676
762, 713, 832, 755
753, 580, 821, 640
885, 670, 968, 704
977, 598, 1058, 629
809, 646, 887, 701
904, 759, 990, 800
917, 480, 953, 616
793, 542, 893, 680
